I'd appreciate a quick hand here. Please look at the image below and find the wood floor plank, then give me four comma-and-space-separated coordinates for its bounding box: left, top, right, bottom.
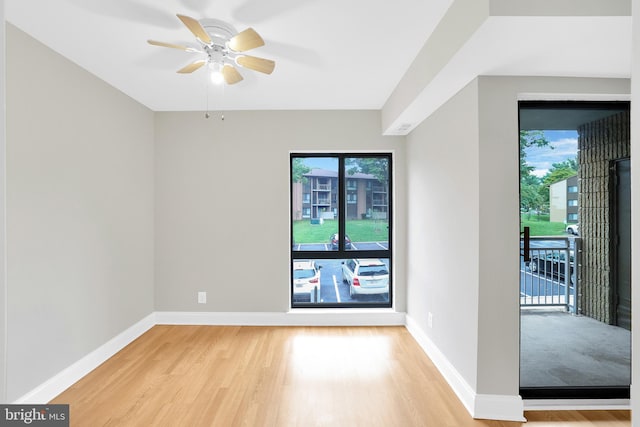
50, 326, 630, 426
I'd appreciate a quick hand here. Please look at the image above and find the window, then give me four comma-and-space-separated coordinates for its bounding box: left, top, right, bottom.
290, 154, 392, 307
568, 185, 578, 193
568, 213, 578, 221
568, 199, 578, 207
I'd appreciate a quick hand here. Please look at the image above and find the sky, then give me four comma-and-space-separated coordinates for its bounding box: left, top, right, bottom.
302, 157, 338, 170
525, 130, 578, 178
297, 132, 578, 179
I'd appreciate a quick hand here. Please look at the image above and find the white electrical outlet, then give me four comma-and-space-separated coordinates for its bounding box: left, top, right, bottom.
198, 291, 207, 304
428, 312, 433, 328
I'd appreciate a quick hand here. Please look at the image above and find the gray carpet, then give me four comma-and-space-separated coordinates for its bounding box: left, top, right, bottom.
520, 308, 631, 387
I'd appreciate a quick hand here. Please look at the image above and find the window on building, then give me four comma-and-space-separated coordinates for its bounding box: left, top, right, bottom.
290, 154, 392, 308
568, 199, 578, 207
568, 213, 578, 221
568, 185, 578, 193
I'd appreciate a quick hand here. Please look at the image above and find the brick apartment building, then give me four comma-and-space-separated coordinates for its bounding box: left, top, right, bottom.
292, 169, 388, 221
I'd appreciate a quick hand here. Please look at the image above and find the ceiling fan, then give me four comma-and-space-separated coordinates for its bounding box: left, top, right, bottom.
148, 14, 275, 85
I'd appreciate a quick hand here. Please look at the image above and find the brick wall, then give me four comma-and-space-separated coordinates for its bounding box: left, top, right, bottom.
577, 111, 630, 323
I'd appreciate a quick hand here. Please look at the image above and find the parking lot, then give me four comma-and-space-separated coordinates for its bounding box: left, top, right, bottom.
293, 257, 390, 304
520, 238, 575, 300
293, 242, 389, 251
520, 267, 568, 298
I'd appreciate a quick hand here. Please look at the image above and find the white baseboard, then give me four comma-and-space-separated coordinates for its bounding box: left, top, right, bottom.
155, 309, 406, 326
405, 315, 477, 416
13, 313, 156, 404
474, 394, 526, 422
405, 315, 525, 422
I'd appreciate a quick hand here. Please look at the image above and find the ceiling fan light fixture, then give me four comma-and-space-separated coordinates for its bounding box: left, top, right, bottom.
210, 63, 224, 85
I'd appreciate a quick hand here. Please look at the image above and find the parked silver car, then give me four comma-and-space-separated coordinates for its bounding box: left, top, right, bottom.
293, 260, 321, 301
342, 259, 389, 298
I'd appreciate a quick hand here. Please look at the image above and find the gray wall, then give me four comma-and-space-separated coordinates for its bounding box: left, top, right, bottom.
406, 79, 481, 390
0, 0, 6, 403
5, 25, 155, 401
154, 111, 406, 312
406, 76, 630, 399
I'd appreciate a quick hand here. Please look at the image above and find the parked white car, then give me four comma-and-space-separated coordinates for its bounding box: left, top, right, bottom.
293, 261, 321, 302
566, 224, 579, 235
342, 259, 389, 298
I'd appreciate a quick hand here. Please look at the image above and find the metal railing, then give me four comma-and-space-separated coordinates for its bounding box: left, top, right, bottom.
520, 236, 580, 314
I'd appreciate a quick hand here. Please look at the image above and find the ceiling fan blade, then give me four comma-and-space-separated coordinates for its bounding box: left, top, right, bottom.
176, 14, 212, 44
147, 40, 200, 52
177, 60, 206, 74
236, 55, 275, 75
228, 28, 264, 52
222, 65, 244, 84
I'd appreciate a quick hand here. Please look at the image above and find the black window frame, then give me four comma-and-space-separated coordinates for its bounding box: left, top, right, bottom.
290, 153, 393, 308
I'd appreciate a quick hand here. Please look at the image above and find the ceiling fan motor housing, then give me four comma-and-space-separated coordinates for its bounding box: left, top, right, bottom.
199, 19, 238, 47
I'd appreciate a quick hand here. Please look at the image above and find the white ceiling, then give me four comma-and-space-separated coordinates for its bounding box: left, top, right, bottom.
4, 0, 452, 112
4, 0, 633, 128
387, 15, 632, 134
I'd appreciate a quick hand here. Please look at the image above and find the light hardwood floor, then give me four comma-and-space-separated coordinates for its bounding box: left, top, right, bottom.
51, 325, 630, 426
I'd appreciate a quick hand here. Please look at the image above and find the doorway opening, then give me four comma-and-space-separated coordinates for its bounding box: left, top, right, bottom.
519, 101, 631, 399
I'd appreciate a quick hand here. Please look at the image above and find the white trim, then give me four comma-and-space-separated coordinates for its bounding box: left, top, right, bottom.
523, 399, 631, 411
474, 394, 526, 422
156, 309, 406, 326
13, 313, 156, 404
405, 315, 525, 422
405, 315, 477, 417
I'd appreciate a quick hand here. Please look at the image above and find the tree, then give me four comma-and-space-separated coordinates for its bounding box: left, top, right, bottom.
520, 130, 551, 183
520, 130, 551, 215
292, 158, 311, 183
542, 158, 578, 187
521, 181, 544, 213
345, 157, 388, 183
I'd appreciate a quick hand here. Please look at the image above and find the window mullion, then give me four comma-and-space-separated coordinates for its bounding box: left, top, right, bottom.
338, 156, 346, 253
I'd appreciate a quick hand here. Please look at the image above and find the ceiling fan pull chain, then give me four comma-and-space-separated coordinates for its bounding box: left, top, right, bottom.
205, 71, 211, 119
221, 84, 225, 121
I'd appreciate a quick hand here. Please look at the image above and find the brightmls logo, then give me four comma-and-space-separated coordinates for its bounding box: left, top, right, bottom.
1, 405, 68, 426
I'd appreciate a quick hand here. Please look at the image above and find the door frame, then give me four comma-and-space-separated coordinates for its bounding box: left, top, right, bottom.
518, 100, 631, 400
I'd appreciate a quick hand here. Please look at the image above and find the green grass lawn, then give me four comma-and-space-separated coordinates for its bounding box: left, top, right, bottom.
293, 219, 389, 244
521, 214, 567, 236
294, 216, 564, 242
